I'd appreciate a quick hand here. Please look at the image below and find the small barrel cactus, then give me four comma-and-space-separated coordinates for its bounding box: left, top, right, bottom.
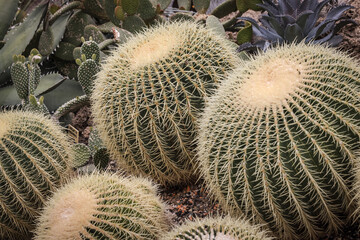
161, 215, 272, 240
0, 111, 73, 240
34, 173, 169, 239
198, 43, 360, 239
92, 21, 239, 186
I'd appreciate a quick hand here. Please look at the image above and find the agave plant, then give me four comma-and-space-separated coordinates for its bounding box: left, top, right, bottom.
237, 0, 356, 51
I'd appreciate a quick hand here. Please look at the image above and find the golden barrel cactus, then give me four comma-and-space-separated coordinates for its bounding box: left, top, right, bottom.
92, 21, 239, 186
0, 111, 73, 239
198, 43, 360, 239
34, 173, 169, 239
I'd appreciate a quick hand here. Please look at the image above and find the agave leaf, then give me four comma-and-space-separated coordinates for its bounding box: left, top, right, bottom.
286, 0, 300, 10
239, 17, 280, 42
0, 85, 20, 106
49, 12, 71, 53
35, 73, 66, 96
275, 14, 296, 24
0, 4, 46, 75
296, 10, 314, 31
284, 23, 304, 43
278, 0, 294, 15
0, 0, 19, 41
304, 0, 330, 30
333, 19, 357, 35
39, 78, 84, 111
257, 3, 278, 17
325, 5, 353, 21
322, 35, 343, 47
299, 0, 317, 12
261, 16, 284, 36
313, 19, 356, 46
308, 19, 336, 40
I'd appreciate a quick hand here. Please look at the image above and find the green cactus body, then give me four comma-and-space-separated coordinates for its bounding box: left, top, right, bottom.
0, 111, 73, 239
78, 59, 99, 96
34, 173, 169, 240
198, 43, 360, 239
10, 61, 29, 100
161, 215, 271, 240
80, 40, 100, 62
72, 143, 91, 168
92, 21, 239, 186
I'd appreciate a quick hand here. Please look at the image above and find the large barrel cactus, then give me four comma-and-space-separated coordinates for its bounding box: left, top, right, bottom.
92, 21, 239, 185
161, 215, 271, 240
0, 111, 73, 239
198, 43, 360, 239
34, 173, 169, 239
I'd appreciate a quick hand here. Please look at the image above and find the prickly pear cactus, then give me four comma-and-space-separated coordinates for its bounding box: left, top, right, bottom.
76, 37, 101, 96
72, 143, 91, 168
198, 43, 360, 239
0, 111, 73, 240
34, 173, 169, 240
161, 215, 272, 240
92, 21, 239, 186
10, 49, 42, 102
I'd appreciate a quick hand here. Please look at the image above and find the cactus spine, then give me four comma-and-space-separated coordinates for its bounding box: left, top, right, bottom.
198, 43, 360, 239
161, 215, 272, 240
0, 111, 73, 239
34, 173, 169, 240
92, 21, 239, 186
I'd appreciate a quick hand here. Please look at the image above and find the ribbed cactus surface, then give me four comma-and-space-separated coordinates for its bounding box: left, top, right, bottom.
0, 111, 73, 240
198, 43, 360, 239
34, 173, 169, 240
161, 215, 271, 240
92, 21, 238, 186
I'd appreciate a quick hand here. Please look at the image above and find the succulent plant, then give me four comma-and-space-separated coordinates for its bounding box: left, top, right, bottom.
237, 0, 356, 51
34, 173, 169, 240
0, 111, 73, 239
88, 128, 111, 170
198, 43, 360, 239
91, 21, 239, 186
72, 143, 91, 168
52, 37, 102, 121
161, 215, 272, 240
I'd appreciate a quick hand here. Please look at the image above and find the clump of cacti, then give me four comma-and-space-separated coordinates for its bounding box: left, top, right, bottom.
34, 173, 169, 240
161, 215, 272, 240
197, 43, 360, 239
91, 21, 239, 186
0, 111, 73, 240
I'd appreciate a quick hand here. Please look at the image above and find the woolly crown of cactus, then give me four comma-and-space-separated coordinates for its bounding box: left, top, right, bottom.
34, 173, 169, 240
161, 215, 272, 240
91, 21, 239, 186
0, 111, 73, 240
197, 43, 360, 239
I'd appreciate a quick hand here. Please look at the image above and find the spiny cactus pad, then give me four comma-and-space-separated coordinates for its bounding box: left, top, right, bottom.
34, 173, 169, 240
92, 21, 238, 186
198, 43, 360, 239
0, 111, 73, 239
161, 215, 272, 240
